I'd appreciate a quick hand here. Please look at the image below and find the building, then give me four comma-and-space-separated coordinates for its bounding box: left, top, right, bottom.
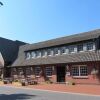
0, 37, 26, 78
11, 29, 100, 84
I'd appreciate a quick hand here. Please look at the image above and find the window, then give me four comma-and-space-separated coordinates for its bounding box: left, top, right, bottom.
54, 48, 59, 55
31, 51, 35, 58
69, 46, 75, 53
35, 67, 41, 76
77, 44, 83, 52
35, 51, 41, 57
72, 65, 88, 77
26, 52, 31, 59
87, 42, 93, 50
61, 47, 66, 54
18, 68, 24, 75
80, 66, 88, 76
45, 67, 52, 77
41, 50, 46, 57
26, 67, 31, 75
47, 49, 52, 56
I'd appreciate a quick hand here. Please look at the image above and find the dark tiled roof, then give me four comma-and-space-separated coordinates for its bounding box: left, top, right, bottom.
21, 29, 100, 51
12, 50, 100, 67
11, 29, 100, 67
0, 37, 26, 65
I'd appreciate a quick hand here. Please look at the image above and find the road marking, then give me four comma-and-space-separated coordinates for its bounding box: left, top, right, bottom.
0, 85, 100, 97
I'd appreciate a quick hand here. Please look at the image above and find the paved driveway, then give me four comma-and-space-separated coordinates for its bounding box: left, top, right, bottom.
0, 86, 100, 100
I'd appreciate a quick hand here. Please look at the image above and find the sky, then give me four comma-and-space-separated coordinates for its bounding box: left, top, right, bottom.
0, 0, 100, 43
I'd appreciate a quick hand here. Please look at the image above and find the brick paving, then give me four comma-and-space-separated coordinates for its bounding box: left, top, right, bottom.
0, 82, 100, 96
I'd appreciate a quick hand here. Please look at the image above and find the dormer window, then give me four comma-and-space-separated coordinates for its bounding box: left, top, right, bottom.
35, 51, 41, 57
41, 50, 46, 57
87, 42, 93, 50
47, 49, 52, 56
31, 51, 35, 58
54, 48, 59, 55
77, 44, 83, 52
69, 46, 75, 53
61, 47, 66, 54
26, 52, 31, 59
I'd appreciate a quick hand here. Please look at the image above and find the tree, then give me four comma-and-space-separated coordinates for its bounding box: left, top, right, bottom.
0, 1, 3, 6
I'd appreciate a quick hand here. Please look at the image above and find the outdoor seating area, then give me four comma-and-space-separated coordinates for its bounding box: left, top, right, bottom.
2, 77, 38, 86
20, 77, 38, 86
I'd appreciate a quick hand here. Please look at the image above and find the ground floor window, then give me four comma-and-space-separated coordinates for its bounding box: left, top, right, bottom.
35, 67, 41, 77
12, 68, 17, 75
18, 68, 24, 75
72, 65, 88, 77
45, 67, 52, 77
26, 67, 31, 76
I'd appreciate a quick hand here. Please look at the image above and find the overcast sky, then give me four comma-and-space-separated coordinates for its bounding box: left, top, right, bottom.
0, 0, 100, 43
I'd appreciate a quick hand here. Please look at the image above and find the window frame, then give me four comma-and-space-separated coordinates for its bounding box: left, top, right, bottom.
47, 49, 52, 56
41, 50, 46, 57
45, 67, 52, 77
61, 47, 66, 54
77, 44, 83, 52
26, 52, 31, 59
35, 51, 41, 58
54, 48, 59, 55
72, 65, 88, 78
34, 67, 41, 77
69, 46, 75, 53
31, 51, 36, 58
87, 42, 94, 51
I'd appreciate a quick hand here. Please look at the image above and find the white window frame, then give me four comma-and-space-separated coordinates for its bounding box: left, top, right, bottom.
69, 46, 75, 53
54, 48, 59, 55
77, 44, 83, 52
35, 51, 41, 58
26, 52, 31, 59
35, 67, 41, 77
45, 67, 52, 77
87, 42, 94, 51
31, 51, 35, 58
61, 47, 66, 54
41, 50, 46, 57
72, 65, 88, 78
47, 49, 52, 56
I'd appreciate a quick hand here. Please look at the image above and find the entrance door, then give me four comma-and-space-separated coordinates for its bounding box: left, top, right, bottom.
57, 66, 65, 83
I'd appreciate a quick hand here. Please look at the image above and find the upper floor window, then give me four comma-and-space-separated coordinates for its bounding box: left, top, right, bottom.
35, 51, 41, 57
54, 48, 59, 55
69, 46, 75, 53
41, 50, 46, 57
31, 51, 35, 58
77, 44, 83, 52
87, 42, 94, 50
26, 52, 31, 59
61, 47, 66, 54
47, 49, 52, 56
